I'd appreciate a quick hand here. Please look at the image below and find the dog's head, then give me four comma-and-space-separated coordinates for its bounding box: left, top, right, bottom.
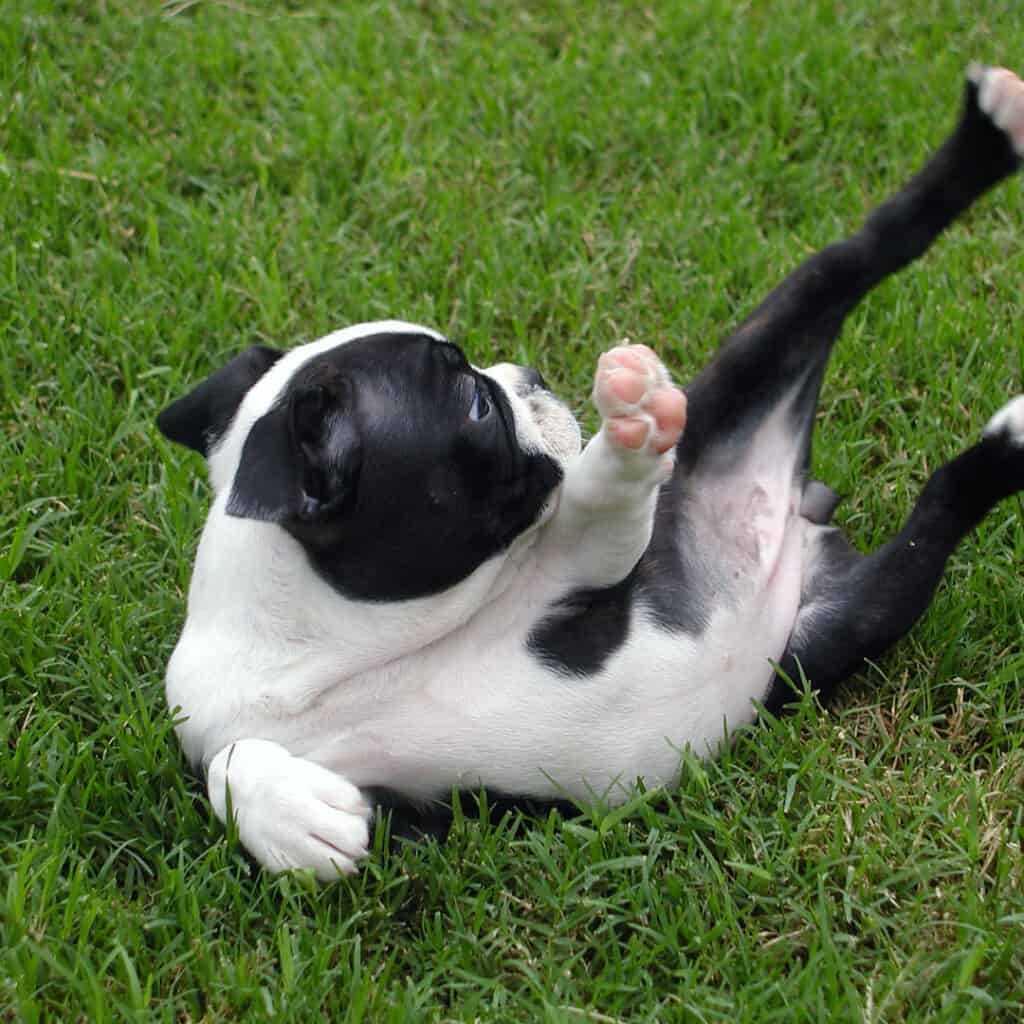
157, 321, 580, 600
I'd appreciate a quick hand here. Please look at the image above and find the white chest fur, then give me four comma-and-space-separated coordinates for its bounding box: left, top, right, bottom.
167, 487, 804, 804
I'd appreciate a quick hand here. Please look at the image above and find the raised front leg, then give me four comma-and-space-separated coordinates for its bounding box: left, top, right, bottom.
540, 343, 686, 589
207, 738, 372, 881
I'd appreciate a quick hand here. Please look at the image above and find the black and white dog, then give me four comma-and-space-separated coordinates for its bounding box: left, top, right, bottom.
158, 66, 1024, 880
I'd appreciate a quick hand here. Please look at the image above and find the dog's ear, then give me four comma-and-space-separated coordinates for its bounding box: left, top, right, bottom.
226, 371, 362, 526
156, 345, 283, 456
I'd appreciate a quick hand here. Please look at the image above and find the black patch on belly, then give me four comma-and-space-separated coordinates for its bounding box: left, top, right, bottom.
526, 570, 638, 677
526, 475, 713, 678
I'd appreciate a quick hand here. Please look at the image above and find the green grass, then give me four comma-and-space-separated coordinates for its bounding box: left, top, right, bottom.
2, 1, 1023, 1019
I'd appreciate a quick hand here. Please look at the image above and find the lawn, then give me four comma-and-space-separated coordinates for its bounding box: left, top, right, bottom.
2, 1, 1023, 1020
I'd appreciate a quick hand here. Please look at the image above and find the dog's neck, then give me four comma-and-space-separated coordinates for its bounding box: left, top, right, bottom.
186, 491, 553, 682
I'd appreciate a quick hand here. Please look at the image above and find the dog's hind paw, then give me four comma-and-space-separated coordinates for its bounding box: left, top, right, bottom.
984, 395, 1024, 447
969, 63, 1024, 156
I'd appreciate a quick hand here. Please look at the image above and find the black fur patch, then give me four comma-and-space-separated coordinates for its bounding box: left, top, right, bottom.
527, 571, 637, 677
367, 786, 577, 843
526, 473, 714, 677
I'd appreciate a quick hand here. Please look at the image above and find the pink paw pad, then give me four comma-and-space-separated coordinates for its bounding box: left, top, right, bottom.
593, 343, 686, 456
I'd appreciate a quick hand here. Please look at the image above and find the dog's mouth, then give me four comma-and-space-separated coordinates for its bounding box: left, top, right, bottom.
478, 362, 582, 464
528, 390, 582, 461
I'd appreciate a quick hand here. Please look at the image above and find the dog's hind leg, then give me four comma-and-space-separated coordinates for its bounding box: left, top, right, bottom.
679, 64, 1023, 476
765, 397, 1024, 712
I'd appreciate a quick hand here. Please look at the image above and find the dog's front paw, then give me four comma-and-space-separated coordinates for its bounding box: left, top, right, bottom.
593, 343, 686, 467
209, 739, 372, 882
969, 63, 1024, 156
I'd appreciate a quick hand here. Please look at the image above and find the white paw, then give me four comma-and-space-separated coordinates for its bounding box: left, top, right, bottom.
983, 395, 1024, 446
592, 342, 686, 470
209, 739, 371, 882
969, 63, 1024, 156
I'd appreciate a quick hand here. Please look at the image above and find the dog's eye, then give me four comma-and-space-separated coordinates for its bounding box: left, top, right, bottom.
468, 383, 491, 422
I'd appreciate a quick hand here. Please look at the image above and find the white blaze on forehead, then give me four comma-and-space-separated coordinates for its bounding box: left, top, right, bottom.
207, 320, 444, 493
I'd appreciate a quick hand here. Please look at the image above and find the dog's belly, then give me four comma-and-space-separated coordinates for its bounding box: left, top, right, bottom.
297, 512, 806, 804
169, 434, 808, 805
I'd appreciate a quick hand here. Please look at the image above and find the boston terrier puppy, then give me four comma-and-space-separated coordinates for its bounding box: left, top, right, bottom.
158, 65, 1024, 881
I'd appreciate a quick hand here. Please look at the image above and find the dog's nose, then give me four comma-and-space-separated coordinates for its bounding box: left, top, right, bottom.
520, 366, 547, 392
